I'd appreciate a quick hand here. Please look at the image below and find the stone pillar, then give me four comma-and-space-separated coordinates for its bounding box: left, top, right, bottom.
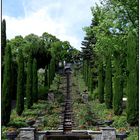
18, 128, 36, 140
101, 126, 116, 140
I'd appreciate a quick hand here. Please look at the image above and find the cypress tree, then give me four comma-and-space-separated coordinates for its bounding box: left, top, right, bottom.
98, 62, 104, 103
1, 19, 6, 62
50, 58, 55, 85
50, 60, 53, 85
104, 54, 113, 109
86, 62, 89, 86
32, 58, 38, 102
26, 55, 33, 109
2, 19, 7, 83
113, 55, 123, 115
2, 45, 12, 125
126, 32, 138, 125
87, 67, 91, 91
84, 60, 87, 83
16, 49, 24, 115
44, 65, 48, 87
90, 71, 94, 95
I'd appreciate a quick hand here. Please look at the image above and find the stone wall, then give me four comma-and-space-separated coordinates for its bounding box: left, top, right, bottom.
17, 127, 116, 140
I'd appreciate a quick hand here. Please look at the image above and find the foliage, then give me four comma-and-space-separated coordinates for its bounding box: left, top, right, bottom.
50, 74, 61, 91
1, 19, 6, 62
38, 86, 49, 100
113, 53, 123, 115
16, 49, 24, 115
98, 61, 104, 103
43, 113, 59, 130
50, 58, 56, 85
126, 31, 138, 125
47, 64, 51, 88
112, 116, 128, 128
2, 126, 8, 139
2, 45, 12, 125
44, 65, 48, 86
32, 58, 38, 102
8, 120, 27, 128
26, 55, 33, 108
38, 68, 45, 87
104, 55, 113, 109
82, 0, 138, 125
127, 128, 138, 140
31, 101, 48, 109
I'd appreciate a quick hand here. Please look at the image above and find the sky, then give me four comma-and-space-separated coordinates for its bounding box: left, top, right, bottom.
3, 0, 100, 50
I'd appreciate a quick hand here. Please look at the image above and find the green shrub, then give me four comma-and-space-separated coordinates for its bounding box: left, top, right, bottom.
7, 116, 28, 128
38, 86, 49, 100
92, 88, 98, 99
112, 116, 128, 128
22, 109, 39, 116
31, 103, 47, 109
54, 91, 64, 103
8, 121, 28, 128
2, 126, 7, 139
127, 128, 138, 140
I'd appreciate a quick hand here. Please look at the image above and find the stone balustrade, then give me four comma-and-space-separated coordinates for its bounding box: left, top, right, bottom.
15, 127, 117, 140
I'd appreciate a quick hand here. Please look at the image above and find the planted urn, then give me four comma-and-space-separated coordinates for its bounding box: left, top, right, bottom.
6, 127, 18, 140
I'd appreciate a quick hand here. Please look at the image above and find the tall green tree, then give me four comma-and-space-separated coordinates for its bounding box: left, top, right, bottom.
1, 19, 6, 62
50, 58, 55, 85
2, 19, 7, 83
90, 71, 94, 95
32, 58, 38, 102
113, 53, 123, 115
98, 61, 104, 103
2, 45, 12, 125
126, 31, 138, 125
26, 55, 33, 108
104, 54, 113, 109
16, 49, 24, 115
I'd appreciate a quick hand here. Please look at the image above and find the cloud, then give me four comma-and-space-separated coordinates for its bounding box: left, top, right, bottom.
3, 0, 100, 50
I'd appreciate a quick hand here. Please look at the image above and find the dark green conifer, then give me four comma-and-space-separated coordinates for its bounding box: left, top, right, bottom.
2, 45, 12, 125
98, 62, 104, 103
126, 32, 138, 125
32, 58, 38, 102
1, 19, 6, 62
104, 55, 112, 109
16, 49, 24, 115
90, 71, 94, 95
26, 55, 33, 108
113, 55, 123, 115
2, 19, 7, 82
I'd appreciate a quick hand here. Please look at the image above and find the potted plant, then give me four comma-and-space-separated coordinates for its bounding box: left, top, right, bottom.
116, 128, 127, 140
6, 127, 18, 140
104, 113, 114, 126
